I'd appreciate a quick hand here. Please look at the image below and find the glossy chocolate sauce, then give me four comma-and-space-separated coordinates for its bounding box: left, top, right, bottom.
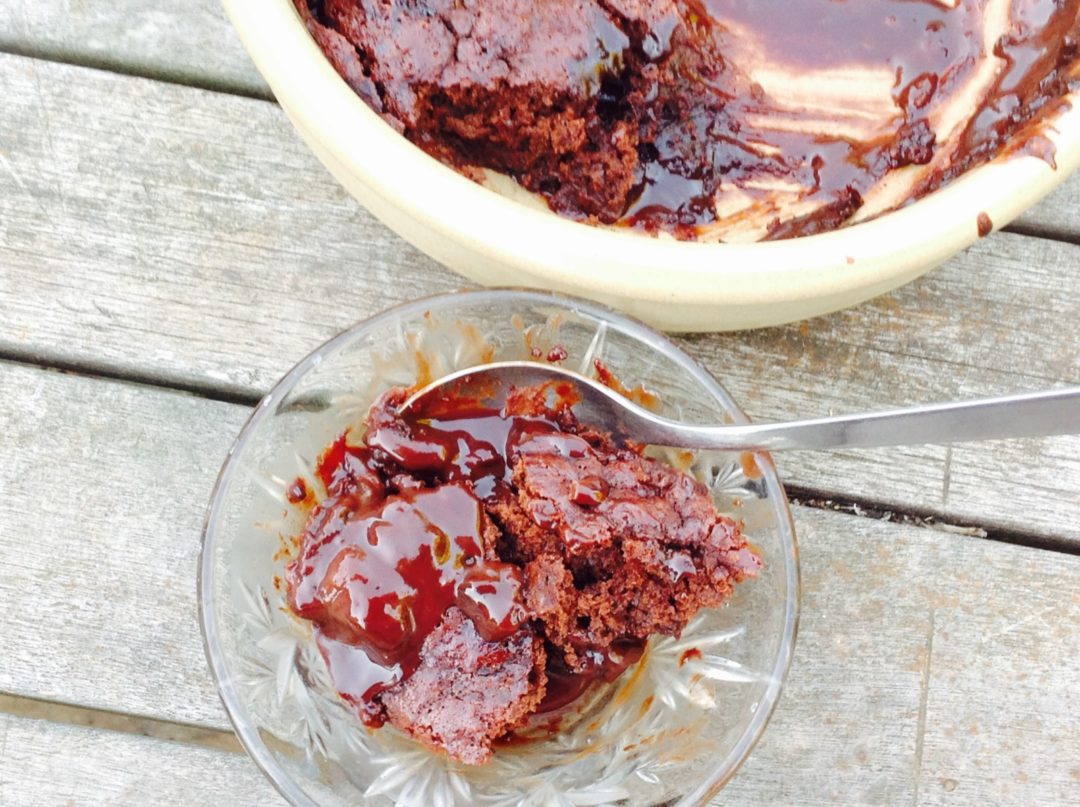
631, 0, 1079, 238
301, 0, 1079, 240
288, 481, 489, 722
286, 385, 638, 726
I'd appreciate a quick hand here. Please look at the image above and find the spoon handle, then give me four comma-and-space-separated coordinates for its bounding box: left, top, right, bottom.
667, 386, 1080, 451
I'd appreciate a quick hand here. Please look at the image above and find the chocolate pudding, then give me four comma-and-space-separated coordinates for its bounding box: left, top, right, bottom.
285, 381, 759, 763
295, 0, 1080, 240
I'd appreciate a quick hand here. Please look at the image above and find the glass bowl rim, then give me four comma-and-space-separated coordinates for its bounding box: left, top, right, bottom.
198, 287, 801, 806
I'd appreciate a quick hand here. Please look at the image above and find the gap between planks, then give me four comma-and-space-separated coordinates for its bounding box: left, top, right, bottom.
2, 352, 1076, 561
0, 349, 263, 408
0, 692, 242, 755
0, 43, 273, 102
785, 486, 1080, 557
0, 43, 1076, 246
1005, 219, 1080, 248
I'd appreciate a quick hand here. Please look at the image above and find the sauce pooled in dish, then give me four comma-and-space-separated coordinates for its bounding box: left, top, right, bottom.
295, 0, 1080, 240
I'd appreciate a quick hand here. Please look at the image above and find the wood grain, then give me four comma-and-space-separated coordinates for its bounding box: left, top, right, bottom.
0, 712, 281, 806
1, 54, 1077, 543
0, 361, 1076, 805
0, 53, 460, 399
678, 226, 1080, 544
723, 511, 1080, 807
0, 361, 247, 728
0, 0, 268, 97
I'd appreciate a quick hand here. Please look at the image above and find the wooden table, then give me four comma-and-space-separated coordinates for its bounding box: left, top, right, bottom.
1, 3, 1078, 804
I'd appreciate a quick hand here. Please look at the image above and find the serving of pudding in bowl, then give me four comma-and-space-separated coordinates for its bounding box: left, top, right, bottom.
199, 289, 799, 805
224, 0, 1080, 329
283, 375, 762, 766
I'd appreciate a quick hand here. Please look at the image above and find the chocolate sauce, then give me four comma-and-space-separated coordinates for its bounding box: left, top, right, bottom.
629, 0, 1078, 236
303, 0, 1080, 240
287, 482, 493, 720
546, 344, 569, 363
704, 0, 977, 74
930, 0, 1078, 192
455, 562, 529, 642
287, 387, 632, 724
538, 641, 645, 714
364, 386, 576, 498
679, 647, 703, 666
285, 477, 309, 504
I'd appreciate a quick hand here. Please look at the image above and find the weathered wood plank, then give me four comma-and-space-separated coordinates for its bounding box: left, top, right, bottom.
2, 54, 1077, 542
0, 712, 281, 806
0, 361, 247, 729
679, 225, 1080, 544
0, 0, 267, 97
0, 53, 460, 399
917, 576, 1080, 806
723, 511, 1080, 807
0, 361, 1076, 805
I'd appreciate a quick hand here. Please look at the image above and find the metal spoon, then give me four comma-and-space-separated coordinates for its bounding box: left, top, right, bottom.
401, 361, 1080, 452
